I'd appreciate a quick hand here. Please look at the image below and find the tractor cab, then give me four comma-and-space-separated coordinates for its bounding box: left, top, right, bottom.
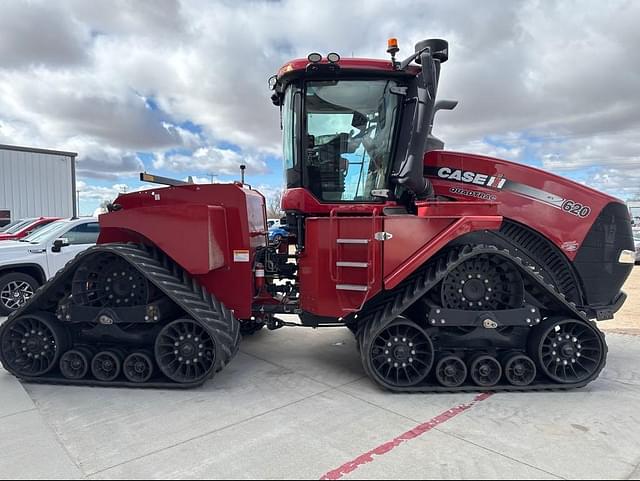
270, 39, 455, 211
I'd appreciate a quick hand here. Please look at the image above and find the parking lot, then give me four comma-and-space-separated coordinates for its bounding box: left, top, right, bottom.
0, 269, 639, 480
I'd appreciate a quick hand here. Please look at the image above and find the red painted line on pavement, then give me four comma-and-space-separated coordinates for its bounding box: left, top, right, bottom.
320, 392, 493, 480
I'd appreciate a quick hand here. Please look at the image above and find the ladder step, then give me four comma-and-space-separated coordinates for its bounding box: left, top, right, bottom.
336, 238, 369, 244
336, 261, 369, 268
336, 284, 369, 292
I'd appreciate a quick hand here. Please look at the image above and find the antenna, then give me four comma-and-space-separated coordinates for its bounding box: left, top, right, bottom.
240, 164, 246, 184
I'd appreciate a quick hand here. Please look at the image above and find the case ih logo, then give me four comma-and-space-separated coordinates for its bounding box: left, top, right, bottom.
436, 167, 507, 190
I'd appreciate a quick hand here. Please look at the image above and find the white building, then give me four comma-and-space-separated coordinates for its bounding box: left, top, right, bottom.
0, 144, 77, 225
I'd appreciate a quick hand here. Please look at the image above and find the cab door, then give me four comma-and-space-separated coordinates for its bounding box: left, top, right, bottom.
298, 211, 384, 317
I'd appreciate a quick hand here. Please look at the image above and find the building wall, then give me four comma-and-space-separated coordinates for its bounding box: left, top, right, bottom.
0, 147, 75, 221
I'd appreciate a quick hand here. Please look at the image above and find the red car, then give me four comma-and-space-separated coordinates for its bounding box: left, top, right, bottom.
0, 217, 61, 241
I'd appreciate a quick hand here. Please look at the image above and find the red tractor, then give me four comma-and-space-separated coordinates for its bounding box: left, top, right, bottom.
0, 39, 635, 392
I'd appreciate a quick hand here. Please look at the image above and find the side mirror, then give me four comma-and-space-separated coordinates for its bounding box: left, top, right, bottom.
52, 238, 69, 252
434, 99, 458, 113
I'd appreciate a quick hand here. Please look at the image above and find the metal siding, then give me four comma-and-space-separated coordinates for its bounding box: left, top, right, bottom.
0, 147, 74, 220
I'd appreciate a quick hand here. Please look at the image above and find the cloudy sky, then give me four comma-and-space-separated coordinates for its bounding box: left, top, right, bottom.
1, 0, 639, 214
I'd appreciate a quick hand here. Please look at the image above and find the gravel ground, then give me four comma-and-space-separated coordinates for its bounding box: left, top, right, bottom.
601, 266, 640, 335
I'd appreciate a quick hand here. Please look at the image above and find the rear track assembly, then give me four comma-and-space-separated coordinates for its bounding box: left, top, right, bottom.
0, 244, 240, 388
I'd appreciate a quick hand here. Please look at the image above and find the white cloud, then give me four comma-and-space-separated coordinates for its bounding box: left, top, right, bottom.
0, 0, 639, 199
153, 147, 268, 176
76, 180, 156, 203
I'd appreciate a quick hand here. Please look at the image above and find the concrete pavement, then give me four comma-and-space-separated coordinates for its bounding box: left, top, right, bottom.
1, 315, 640, 479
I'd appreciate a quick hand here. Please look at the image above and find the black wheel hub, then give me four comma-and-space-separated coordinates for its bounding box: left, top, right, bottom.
435, 355, 467, 387
91, 351, 121, 381
0, 314, 67, 377
504, 354, 536, 386
470, 355, 502, 387
60, 349, 90, 380
123, 352, 154, 383
535, 318, 604, 384
368, 317, 434, 388
462, 279, 485, 301
442, 255, 524, 311
393, 345, 410, 361
154, 319, 216, 384
72, 253, 151, 308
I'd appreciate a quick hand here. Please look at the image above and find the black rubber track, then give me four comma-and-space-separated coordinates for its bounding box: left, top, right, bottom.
0, 243, 241, 388
355, 244, 608, 393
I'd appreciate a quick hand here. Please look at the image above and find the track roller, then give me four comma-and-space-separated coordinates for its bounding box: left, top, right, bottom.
503, 353, 536, 386
123, 352, 154, 383
0, 312, 69, 377
469, 354, 502, 387
60, 348, 93, 380
154, 318, 216, 384
92, 350, 123, 382
530, 317, 605, 384
435, 355, 467, 387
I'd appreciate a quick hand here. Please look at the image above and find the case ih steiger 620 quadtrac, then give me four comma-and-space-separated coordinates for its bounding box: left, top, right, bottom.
0, 39, 635, 392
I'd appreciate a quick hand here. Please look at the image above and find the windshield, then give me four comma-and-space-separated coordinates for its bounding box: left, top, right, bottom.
3, 218, 35, 234
306, 80, 400, 201
21, 220, 69, 244
0, 219, 25, 232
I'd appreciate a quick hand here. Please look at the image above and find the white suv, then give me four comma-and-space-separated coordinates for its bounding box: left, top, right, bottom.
0, 217, 100, 315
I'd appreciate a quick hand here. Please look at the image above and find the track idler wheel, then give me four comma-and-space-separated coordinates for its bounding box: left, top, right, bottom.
435, 355, 467, 388
154, 319, 216, 384
364, 316, 434, 389
469, 354, 502, 387
530, 317, 605, 384
0, 312, 70, 377
91, 350, 123, 382
123, 352, 154, 383
60, 348, 93, 380
503, 353, 536, 386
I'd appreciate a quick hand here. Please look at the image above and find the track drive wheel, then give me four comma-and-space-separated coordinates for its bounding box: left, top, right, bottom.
530, 317, 605, 384
154, 319, 216, 384
0, 312, 70, 377
72, 253, 152, 308
441, 254, 524, 311
362, 316, 434, 389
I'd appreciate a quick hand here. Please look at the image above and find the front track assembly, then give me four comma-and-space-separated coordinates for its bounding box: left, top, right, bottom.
355, 245, 607, 392
0, 244, 240, 388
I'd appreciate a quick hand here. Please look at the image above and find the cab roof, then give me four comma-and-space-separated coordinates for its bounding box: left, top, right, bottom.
276, 57, 420, 80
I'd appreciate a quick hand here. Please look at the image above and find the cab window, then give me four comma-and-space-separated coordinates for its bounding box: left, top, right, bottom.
65, 223, 100, 245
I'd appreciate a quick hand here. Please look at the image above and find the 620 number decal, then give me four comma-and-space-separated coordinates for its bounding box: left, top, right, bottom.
562, 200, 591, 218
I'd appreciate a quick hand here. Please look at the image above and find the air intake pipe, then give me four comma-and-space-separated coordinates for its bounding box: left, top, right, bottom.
392, 39, 448, 199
